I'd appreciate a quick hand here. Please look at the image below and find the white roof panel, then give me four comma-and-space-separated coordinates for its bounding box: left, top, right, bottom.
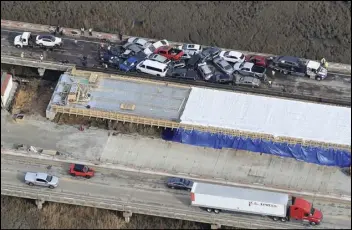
229, 51, 243, 57
307, 60, 321, 70
180, 87, 351, 146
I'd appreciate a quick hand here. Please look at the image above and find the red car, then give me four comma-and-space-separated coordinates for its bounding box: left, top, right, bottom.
69, 164, 95, 178
245, 55, 268, 67
154, 46, 184, 61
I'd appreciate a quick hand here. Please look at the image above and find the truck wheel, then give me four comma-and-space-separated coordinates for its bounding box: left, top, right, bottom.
15, 45, 21, 48
214, 209, 220, 214
280, 217, 287, 222
272, 217, 279, 221
315, 76, 322, 81
206, 208, 212, 213
171, 186, 175, 189
28, 182, 34, 186
49, 185, 55, 189
310, 222, 316, 225
70, 173, 76, 177
39, 44, 44, 47
85, 175, 91, 179
137, 69, 141, 73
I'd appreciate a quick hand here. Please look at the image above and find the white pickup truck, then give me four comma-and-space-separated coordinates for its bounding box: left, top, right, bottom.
14, 32, 63, 49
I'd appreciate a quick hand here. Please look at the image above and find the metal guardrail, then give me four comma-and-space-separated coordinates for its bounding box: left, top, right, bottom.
75, 66, 351, 107
1, 183, 327, 229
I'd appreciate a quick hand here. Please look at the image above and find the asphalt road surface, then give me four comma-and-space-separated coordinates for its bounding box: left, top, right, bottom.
1, 154, 351, 229
1, 28, 351, 102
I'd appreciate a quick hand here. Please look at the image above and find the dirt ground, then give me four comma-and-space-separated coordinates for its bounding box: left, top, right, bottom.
11, 79, 55, 117
55, 114, 163, 137
1, 196, 210, 229
1, 1, 351, 63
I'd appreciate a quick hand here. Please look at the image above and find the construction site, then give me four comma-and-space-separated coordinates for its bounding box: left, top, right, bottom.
39, 69, 350, 168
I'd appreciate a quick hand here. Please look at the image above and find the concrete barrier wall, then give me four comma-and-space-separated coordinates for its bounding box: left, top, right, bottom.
1, 183, 291, 229
1, 19, 350, 75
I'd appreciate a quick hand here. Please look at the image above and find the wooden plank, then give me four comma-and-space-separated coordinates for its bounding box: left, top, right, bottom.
51, 105, 350, 151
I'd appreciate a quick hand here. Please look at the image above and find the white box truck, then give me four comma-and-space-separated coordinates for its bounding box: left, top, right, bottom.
190, 182, 323, 225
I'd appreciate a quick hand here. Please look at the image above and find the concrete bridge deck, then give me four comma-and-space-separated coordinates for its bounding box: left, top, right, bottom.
1, 153, 350, 229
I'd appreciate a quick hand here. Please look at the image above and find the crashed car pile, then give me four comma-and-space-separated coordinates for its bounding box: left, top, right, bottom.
97, 36, 328, 88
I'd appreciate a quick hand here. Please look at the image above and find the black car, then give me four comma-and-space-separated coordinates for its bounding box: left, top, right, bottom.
100, 54, 121, 69
199, 47, 221, 61
187, 54, 202, 68
171, 59, 186, 69
211, 73, 233, 84
166, 68, 198, 80
166, 177, 194, 191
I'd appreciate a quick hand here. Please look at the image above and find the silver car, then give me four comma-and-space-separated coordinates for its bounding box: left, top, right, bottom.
127, 37, 149, 48
197, 62, 216, 80
213, 57, 234, 75
148, 54, 171, 64
233, 74, 261, 88
25, 172, 59, 189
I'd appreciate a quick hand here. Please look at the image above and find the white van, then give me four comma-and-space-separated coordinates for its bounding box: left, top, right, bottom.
136, 60, 169, 77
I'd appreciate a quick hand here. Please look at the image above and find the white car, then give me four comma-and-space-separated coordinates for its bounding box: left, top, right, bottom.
25, 172, 59, 189
177, 44, 202, 55
127, 37, 149, 48
219, 50, 245, 64
233, 61, 267, 79
148, 54, 171, 64
144, 40, 169, 55
36, 35, 63, 47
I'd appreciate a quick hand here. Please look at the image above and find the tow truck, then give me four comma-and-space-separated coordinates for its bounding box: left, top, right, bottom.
14, 32, 63, 49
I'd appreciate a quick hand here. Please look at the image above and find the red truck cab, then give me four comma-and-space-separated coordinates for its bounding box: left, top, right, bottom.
154, 46, 184, 61
288, 197, 323, 225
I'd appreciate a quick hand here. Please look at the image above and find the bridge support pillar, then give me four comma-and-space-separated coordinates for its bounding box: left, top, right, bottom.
38, 68, 46, 76
211, 224, 221, 229
123, 211, 132, 223
35, 199, 45, 210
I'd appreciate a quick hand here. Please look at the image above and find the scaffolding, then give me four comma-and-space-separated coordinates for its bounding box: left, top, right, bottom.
51, 105, 351, 152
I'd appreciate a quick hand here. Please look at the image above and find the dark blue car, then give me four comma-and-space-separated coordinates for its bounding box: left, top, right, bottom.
119, 53, 146, 72
100, 54, 121, 69
166, 177, 194, 191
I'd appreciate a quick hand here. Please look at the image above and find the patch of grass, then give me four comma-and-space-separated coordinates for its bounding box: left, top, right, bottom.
1, 196, 209, 229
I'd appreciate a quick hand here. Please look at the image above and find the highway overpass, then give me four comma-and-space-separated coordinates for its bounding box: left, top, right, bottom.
1, 22, 351, 105
1, 153, 351, 229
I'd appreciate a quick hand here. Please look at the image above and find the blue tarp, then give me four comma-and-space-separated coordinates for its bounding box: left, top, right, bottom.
162, 128, 351, 168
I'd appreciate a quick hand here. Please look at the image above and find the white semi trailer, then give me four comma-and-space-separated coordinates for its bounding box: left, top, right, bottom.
190, 182, 323, 225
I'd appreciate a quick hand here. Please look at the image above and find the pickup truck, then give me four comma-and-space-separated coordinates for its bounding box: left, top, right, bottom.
154, 46, 184, 61
25, 172, 59, 189
234, 61, 267, 79
14, 32, 63, 49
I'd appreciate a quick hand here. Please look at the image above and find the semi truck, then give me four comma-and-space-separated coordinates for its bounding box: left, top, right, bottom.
190, 182, 323, 226
14, 32, 63, 49
267, 56, 328, 81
